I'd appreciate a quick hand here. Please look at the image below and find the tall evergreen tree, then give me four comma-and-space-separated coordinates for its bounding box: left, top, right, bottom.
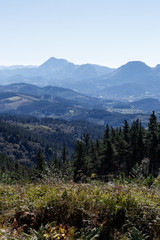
35, 148, 45, 173
73, 141, 86, 181
123, 120, 130, 143
147, 111, 158, 175
102, 124, 110, 144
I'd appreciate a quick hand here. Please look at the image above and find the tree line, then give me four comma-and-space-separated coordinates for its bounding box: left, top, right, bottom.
74, 111, 160, 181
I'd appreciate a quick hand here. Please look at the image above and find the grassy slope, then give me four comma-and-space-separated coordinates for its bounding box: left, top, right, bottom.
0, 180, 160, 239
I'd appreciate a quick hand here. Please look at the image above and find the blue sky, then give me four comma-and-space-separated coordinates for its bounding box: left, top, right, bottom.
0, 0, 160, 67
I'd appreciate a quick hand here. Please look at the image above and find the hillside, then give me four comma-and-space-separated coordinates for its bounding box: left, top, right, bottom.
0, 83, 150, 126
0, 115, 104, 166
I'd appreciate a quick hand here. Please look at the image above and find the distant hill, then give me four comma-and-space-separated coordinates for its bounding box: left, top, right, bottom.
4, 83, 102, 107
72, 64, 98, 79
130, 98, 160, 112
111, 98, 160, 113
0, 83, 149, 126
104, 61, 153, 85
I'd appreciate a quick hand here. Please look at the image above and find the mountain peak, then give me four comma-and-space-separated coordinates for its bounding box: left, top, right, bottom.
155, 64, 160, 70
39, 57, 70, 71
72, 64, 98, 79
117, 61, 151, 75
121, 61, 150, 69
44, 57, 68, 63
104, 60, 153, 87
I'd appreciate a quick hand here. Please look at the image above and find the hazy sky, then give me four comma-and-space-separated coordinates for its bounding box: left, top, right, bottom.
0, 0, 160, 67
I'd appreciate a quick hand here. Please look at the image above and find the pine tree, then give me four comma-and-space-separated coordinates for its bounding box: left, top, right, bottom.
102, 124, 110, 144
123, 120, 130, 143
35, 148, 45, 173
137, 122, 145, 164
148, 111, 158, 134
73, 141, 85, 181
116, 133, 128, 175
147, 111, 158, 175
130, 120, 140, 167
100, 138, 115, 178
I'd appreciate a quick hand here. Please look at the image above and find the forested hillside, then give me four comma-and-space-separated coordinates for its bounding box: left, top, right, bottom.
0, 115, 104, 168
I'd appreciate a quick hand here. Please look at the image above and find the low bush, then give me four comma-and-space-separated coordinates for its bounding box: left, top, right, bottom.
0, 180, 159, 239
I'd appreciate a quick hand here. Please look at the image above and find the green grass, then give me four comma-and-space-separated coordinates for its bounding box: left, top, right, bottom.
0, 180, 160, 239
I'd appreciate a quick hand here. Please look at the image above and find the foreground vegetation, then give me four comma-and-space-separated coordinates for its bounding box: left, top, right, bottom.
0, 175, 160, 239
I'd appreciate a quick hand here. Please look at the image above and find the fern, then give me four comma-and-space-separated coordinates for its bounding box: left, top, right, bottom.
126, 227, 149, 240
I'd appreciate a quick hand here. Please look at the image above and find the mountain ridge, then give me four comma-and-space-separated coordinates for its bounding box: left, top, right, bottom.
0, 57, 160, 99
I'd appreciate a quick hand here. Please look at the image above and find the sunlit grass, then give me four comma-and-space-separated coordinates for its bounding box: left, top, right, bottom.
4, 96, 22, 101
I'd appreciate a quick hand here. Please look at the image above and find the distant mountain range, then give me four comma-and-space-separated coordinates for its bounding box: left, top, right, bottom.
0, 57, 114, 86
0, 57, 160, 100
